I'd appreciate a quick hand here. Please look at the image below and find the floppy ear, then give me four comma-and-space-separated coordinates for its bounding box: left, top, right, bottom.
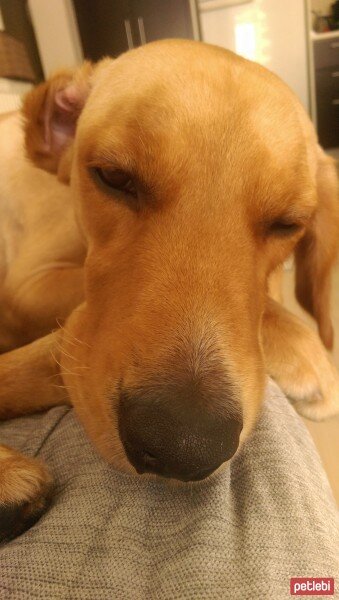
22, 61, 93, 182
295, 148, 339, 350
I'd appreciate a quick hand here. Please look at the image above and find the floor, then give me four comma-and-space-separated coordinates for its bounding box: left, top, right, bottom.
283, 262, 339, 505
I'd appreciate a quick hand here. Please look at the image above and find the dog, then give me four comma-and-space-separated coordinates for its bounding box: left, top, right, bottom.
0, 40, 338, 540
0, 109, 85, 353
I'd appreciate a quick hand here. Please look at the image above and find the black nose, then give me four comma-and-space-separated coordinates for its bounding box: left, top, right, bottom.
118, 386, 242, 482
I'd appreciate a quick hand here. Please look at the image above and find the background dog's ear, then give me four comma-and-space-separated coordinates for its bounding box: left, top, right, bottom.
295, 149, 339, 350
22, 61, 93, 182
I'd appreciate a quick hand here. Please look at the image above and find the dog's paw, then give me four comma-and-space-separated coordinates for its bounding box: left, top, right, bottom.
263, 300, 339, 421
0, 445, 52, 543
292, 399, 339, 421
274, 352, 339, 421
289, 381, 339, 421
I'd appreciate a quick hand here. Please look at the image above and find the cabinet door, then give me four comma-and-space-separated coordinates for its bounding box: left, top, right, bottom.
314, 38, 339, 70
316, 67, 339, 148
130, 0, 199, 45
73, 0, 134, 61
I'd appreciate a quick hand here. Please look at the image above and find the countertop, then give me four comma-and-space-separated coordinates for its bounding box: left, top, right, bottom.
310, 30, 339, 40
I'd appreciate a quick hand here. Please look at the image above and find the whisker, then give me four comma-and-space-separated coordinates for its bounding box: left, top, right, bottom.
50, 350, 63, 371
55, 342, 81, 363
69, 334, 91, 348
56, 319, 92, 348
50, 351, 82, 377
57, 334, 78, 348
62, 365, 90, 371
59, 370, 85, 378
50, 348, 90, 375
51, 382, 76, 391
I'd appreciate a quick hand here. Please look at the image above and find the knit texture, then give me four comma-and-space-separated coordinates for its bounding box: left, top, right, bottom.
0, 381, 338, 599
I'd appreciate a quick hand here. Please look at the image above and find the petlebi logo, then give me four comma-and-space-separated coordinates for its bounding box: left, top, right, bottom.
290, 578, 334, 596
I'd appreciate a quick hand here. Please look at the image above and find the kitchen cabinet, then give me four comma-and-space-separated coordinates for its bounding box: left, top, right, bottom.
73, 1, 132, 61
73, 0, 200, 61
313, 34, 339, 148
129, 0, 196, 44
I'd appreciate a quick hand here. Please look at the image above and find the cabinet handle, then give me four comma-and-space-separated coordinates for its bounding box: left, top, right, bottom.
331, 71, 339, 77
138, 17, 146, 45
124, 19, 134, 50
330, 42, 339, 48
332, 99, 339, 105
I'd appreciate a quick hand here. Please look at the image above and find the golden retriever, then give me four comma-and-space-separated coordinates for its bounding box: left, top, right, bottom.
0, 40, 338, 540
0, 111, 85, 353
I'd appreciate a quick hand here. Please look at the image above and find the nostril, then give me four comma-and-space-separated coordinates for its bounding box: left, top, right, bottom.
132, 450, 160, 475
143, 450, 158, 467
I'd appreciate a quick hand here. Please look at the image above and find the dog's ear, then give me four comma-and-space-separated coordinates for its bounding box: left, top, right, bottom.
22, 61, 93, 183
295, 149, 339, 350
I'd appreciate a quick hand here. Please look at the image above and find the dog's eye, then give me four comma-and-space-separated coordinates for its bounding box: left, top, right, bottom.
93, 167, 137, 198
268, 220, 303, 237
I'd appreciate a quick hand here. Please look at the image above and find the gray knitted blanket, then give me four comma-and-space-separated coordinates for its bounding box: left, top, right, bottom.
0, 381, 338, 600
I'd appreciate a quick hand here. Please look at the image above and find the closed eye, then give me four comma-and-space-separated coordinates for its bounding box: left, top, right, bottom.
267, 220, 304, 237
91, 167, 138, 199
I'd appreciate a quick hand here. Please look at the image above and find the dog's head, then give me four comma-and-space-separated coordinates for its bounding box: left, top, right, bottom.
22, 40, 338, 481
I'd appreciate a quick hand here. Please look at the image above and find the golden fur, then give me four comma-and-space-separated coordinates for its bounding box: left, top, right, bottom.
0, 113, 85, 352
0, 40, 338, 524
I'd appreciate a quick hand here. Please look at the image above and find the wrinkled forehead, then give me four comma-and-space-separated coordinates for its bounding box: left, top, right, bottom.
76, 42, 307, 184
